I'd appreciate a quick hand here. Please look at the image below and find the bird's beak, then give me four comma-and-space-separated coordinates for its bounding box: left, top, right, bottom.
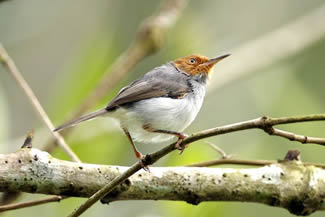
203, 54, 231, 67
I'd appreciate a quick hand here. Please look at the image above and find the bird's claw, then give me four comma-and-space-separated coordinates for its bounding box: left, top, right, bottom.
175, 133, 188, 154
137, 154, 150, 172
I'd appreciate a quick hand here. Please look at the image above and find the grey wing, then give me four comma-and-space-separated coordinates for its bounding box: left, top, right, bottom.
106, 64, 190, 110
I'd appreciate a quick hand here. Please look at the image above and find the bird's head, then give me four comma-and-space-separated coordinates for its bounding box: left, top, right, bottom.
173, 54, 230, 77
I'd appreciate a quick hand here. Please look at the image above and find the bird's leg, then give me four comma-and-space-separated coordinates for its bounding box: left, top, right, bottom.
143, 124, 188, 154
121, 126, 149, 171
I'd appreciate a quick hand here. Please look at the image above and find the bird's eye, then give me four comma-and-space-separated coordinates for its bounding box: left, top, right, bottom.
189, 58, 196, 64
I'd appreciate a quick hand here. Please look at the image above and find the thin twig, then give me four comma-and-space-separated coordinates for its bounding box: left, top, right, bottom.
0, 196, 66, 212
204, 141, 229, 159
68, 162, 142, 217
44, 0, 188, 153
186, 158, 274, 167
265, 114, 325, 125
184, 115, 325, 146
68, 114, 325, 217
270, 127, 325, 144
21, 130, 34, 149
0, 44, 81, 163
186, 158, 325, 168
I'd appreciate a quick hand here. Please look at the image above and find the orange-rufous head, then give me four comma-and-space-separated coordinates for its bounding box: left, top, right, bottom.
173, 54, 230, 77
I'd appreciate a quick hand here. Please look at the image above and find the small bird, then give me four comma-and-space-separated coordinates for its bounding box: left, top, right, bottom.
54, 54, 230, 167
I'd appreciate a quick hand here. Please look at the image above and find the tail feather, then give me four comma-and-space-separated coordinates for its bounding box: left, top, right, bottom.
54, 108, 107, 132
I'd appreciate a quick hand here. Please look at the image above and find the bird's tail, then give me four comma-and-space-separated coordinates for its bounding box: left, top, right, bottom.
54, 108, 107, 132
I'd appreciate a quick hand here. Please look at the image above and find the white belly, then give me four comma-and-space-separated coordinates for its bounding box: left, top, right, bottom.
110, 86, 205, 144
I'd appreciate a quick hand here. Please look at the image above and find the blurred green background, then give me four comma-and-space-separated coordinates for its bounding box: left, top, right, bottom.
1, 0, 325, 216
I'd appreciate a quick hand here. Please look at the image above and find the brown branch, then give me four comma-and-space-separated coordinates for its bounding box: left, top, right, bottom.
0, 43, 80, 163
186, 157, 325, 169
269, 128, 325, 144
186, 158, 274, 167
186, 149, 322, 167
44, 0, 188, 153
68, 114, 325, 217
0, 196, 66, 212
264, 114, 325, 125
184, 115, 325, 146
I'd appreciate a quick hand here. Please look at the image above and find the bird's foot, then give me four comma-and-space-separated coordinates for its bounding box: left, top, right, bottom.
136, 152, 150, 172
175, 133, 188, 154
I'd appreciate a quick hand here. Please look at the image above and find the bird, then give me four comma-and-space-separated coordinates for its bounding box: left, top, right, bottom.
54, 54, 230, 168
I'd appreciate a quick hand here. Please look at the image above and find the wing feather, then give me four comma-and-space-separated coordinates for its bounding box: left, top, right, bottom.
106, 64, 190, 110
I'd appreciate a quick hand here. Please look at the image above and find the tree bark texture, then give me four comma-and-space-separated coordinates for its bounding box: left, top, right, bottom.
0, 148, 325, 216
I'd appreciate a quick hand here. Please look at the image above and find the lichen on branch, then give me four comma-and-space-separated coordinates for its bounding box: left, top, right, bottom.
1, 148, 325, 216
